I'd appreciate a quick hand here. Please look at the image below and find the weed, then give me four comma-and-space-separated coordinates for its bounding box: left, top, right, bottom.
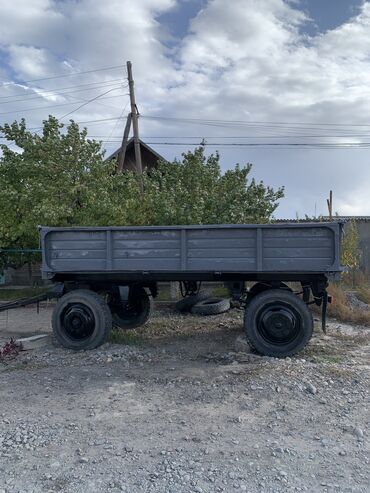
356, 284, 370, 304
0, 338, 22, 361
0, 287, 48, 301
109, 328, 143, 345
327, 283, 370, 326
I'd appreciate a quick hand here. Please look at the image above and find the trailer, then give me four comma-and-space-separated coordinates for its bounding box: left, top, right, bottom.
0, 222, 342, 357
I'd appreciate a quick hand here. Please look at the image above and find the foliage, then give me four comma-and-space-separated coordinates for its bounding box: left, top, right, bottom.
0, 286, 48, 301
112, 148, 284, 226
0, 116, 118, 250
341, 220, 361, 285
0, 117, 284, 252
326, 283, 370, 326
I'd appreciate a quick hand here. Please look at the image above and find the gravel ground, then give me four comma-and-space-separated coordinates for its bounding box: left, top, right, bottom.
0, 304, 369, 493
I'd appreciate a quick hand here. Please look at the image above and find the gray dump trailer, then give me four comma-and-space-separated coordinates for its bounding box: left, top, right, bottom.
1, 222, 343, 357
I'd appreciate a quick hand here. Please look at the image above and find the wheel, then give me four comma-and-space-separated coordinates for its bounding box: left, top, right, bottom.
246, 282, 291, 306
191, 297, 230, 315
52, 289, 112, 350
244, 289, 313, 358
110, 287, 153, 330
175, 291, 210, 313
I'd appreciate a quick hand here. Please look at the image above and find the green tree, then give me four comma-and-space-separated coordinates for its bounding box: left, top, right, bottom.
341, 219, 361, 285
0, 116, 117, 250
0, 117, 284, 253
112, 148, 284, 226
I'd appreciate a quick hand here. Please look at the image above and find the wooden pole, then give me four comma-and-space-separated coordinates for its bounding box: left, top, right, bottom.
117, 113, 132, 173
127, 61, 143, 178
326, 190, 333, 220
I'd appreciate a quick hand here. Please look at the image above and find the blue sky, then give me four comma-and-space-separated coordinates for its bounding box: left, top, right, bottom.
1, 0, 370, 218
300, 0, 363, 33
159, 0, 364, 43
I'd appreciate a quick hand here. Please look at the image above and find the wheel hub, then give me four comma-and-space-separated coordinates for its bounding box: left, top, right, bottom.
61, 303, 95, 341
258, 305, 300, 344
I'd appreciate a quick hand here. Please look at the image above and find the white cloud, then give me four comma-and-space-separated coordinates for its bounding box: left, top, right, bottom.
1, 0, 370, 217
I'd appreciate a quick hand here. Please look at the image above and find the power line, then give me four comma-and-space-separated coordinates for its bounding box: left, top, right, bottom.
142, 142, 370, 148
102, 103, 129, 149
87, 134, 370, 139
0, 91, 126, 116
0, 116, 126, 139
0, 80, 127, 104
58, 86, 124, 120
84, 138, 370, 148
142, 115, 370, 128
1, 64, 125, 84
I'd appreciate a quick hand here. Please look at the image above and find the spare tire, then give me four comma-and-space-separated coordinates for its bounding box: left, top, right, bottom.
175, 291, 210, 313
191, 297, 230, 316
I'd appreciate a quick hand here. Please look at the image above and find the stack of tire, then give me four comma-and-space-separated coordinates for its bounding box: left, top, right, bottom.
175, 292, 230, 316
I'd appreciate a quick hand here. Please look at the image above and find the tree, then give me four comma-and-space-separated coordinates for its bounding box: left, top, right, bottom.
0, 117, 284, 253
341, 219, 361, 285
0, 116, 117, 250
112, 148, 284, 226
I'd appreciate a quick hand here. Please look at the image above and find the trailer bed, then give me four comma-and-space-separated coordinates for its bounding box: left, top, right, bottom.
40, 223, 342, 281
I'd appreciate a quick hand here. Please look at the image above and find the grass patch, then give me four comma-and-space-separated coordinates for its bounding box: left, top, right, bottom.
311, 353, 344, 364
0, 287, 48, 301
356, 284, 370, 304
109, 328, 143, 345
211, 286, 230, 297
327, 283, 370, 326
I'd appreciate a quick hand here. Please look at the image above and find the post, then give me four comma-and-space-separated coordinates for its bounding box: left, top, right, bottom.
127, 61, 143, 179
117, 113, 132, 173
327, 190, 333, 221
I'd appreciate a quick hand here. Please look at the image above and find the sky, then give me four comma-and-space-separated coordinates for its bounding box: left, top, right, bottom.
1, 0, 370, 219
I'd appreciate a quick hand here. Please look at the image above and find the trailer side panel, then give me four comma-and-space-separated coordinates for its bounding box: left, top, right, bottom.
40, 223, 341, 279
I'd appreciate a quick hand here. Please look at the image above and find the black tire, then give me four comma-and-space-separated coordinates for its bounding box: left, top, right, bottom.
191, 297, 230, 315
175, 291, 210, 313
245, 282, 291, 307
110, 287, 153, 330
52, 289, 112, 350
244, 289, 313, 358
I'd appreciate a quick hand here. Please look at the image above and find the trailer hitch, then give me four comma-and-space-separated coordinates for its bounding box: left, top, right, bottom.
0, 283, 64, 313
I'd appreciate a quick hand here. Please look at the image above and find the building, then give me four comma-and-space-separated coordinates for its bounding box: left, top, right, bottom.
106, 138, 165, 172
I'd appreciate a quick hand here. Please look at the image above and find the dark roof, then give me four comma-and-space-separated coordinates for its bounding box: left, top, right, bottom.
275, 216, 370, 223
105, 138, 165, 162
323, 216, 370, 222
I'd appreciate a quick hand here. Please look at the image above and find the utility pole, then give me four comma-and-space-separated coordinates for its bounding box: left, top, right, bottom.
117, 113, 131, 173
117, 61, 143, 191
327, 190, 333, 220
127, 61, 143, 176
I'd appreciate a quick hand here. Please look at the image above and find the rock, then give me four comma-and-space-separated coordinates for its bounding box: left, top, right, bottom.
234, 336, 251, 353
353, 427, 364, 440
305, 383, 317, 395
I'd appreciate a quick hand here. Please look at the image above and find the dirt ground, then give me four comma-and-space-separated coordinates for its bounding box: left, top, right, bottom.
0, 303, 369, 493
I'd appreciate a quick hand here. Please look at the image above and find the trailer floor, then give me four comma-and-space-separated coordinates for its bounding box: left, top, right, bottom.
0, 305, 369, 493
